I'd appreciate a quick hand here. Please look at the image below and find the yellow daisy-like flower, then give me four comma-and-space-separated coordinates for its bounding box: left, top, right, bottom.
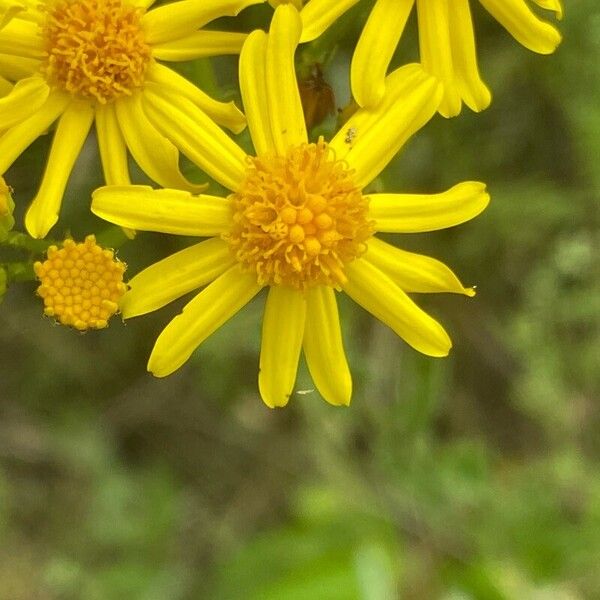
91, 5, 489, 408
34, 234, 126, 330
0, 0, 264, 239
285, 0, 562, 116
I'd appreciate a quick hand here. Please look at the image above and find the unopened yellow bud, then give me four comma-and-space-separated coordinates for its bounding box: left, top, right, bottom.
34, 235, 127, 330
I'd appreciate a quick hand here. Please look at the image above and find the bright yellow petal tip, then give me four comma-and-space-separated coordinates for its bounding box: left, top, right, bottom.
34, 235, 127, 330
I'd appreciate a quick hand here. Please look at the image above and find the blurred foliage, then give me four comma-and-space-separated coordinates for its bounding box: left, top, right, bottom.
1, 1, 599, 599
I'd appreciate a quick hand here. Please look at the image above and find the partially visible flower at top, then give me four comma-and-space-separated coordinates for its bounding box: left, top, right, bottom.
91, 6, 489, 409
34, 235, 126, 330
278, 0, 562, 117
0, 175, 15, 239
0, 0, 264, 239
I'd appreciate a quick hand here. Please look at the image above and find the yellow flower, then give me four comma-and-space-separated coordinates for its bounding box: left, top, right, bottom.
0, 0, 264, 239
34, 234, 127, 330
287, 0, 562, 117
91, 5, 489, 408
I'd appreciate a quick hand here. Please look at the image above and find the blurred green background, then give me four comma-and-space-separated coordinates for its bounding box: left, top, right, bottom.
1, 1, 599, 598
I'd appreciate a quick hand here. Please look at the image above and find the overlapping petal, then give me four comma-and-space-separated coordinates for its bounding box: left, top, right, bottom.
259, 285, 306, 408
25, 100, 94, 238
114, 93, 205, 193
299, 0, 359, 43
330, 65, 442, 188
344, 259, 452, 357
351, 0, 413, 108
142, 0, 263, 45
142, 85, 247, 191
0, 18, 42, 58
0, 91, 69, 174
147, 63, 246, 134
152, 30, 247, 62
121, 238, 235, 318
95, 103, 130, 185
417, 0, 462, 118
91, 185, 232, 236
148, 267, 262, 377
364, 237, 475, 296
0, 53, 39, 80
264, 3, 306, 155
239, 29, 274, 156
369, 182, 490, 233
448, 0, 491, 113
479, 0, 562, 54
303, 286, 352, 406
0, 75, 48, 130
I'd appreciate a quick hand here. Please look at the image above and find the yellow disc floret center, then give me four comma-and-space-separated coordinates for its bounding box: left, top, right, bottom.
226, 138, 373, 290
41, 0, 151, 103
34, 235, 126, 330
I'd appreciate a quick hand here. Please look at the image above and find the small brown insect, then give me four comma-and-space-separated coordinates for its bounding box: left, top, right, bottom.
344, 127, 357, 145
298, 63, 336, 131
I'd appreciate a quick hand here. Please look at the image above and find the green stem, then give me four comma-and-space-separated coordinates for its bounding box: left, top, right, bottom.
3, 261, 36, 283
3, 231, 54, 254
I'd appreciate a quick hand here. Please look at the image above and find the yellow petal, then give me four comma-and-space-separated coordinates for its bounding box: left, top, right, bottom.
91, 185, 232, 236
268, 0, 301, 9
303, 286, 352, 406
351, 0, 414, 107
0, 90, 69, 173
365, 237, 475, 296
299, 0, 359, 43
265, 4, 306, 155
532, 0, 563, 20
114, 93, 206, 193
448, 0, 491, 113
148, 266, 261, 377
259, 285, 306, 408
0, 74, 11, 96
25, 100, 94, 238
0, 19, 43, 58
95, 103, 130, 185
0, 1, 25, 31
146, 62, 246, 134
121, 238, 234, 318
369, 181, 490, 233
330, 64, 442, 188
0, 53, 40, 79
416, 0, 462, 118
142, 0, 263, 45
152, 30, 247, 61
142, 85, 247, 191
479, 0, 561, 54
344, 258, 452, 357
0, 76, 49, 130
132, 0, 156, 9
239, 29, 274, 156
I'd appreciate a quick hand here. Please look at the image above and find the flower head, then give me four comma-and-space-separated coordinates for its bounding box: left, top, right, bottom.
285, 0, 562, 116
42, 0, 152, 103
91, 5, 489, 408
226, 138, 373, 290
34, 234, 126, 330
0, 0, 264, 238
